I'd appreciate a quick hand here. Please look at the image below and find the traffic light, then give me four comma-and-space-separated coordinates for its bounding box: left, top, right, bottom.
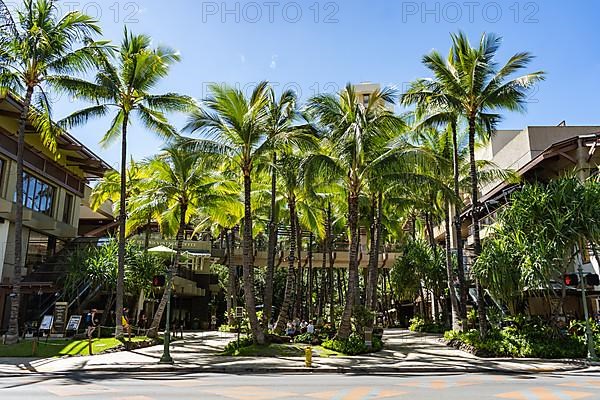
152, 275, 166, 287
585, 273, 600, 286
563, 274, 579, 287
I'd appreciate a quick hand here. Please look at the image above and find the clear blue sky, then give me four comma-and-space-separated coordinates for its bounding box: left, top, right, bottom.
47, 0, 600, 170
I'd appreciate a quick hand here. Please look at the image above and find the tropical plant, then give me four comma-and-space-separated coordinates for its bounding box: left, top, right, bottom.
263, 88, 298, 325
59, 28, 194, 337
0, 0, 105, 343
473, 175, 600, 315
306, 84, 406, 338
132, 143, 236, 337
406, 31, 545, 334
183, 82, 272, 344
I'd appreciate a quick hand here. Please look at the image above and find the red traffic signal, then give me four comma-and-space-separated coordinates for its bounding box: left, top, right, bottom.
563, 274, 579, 287
152, 275, 166, 287
585, 273, 600, 286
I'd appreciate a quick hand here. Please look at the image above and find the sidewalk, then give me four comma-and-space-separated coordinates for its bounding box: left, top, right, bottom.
0, 329, 592, 375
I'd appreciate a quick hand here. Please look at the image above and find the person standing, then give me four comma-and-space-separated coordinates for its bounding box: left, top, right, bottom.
86, 309, 98, 339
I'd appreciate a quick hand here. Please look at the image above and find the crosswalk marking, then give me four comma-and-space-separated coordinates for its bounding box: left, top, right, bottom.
495, 387, 594, 400
307, 387, 407, 399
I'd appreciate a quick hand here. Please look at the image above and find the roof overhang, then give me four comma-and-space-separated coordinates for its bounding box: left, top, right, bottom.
0, 92, 113, 180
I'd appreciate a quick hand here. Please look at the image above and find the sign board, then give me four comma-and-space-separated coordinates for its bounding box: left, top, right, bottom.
235, 307, 244, 318
130, 238, 211, 252
66, 315, 82, 331
40, 315, 54, 331
53, 302, 68, 333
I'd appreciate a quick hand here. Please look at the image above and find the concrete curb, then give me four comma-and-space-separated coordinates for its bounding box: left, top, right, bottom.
1, 362, 589, 376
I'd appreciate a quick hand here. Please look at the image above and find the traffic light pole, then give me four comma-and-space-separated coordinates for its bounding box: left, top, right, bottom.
577, 264, 597, 361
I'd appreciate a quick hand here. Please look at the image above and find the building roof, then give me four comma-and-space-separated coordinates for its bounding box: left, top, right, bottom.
0, 92, 112, 179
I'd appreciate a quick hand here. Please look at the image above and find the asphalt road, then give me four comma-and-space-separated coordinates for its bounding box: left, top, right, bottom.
1, 371, 599, 399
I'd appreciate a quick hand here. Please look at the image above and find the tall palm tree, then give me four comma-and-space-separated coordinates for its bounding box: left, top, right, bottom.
407, 32, 545, 334
401, 85, 469, 326
0, 0, 104, 343
272, 152, 323, 331
133, 144, 234, 337
183, 82, 271, 344
306, 84, 405, 338
263, 88, 297, 325
60, 28, 194, 337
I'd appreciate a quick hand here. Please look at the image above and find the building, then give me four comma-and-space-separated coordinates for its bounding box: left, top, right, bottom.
353, 82, 395, 111
0, 93, 112, 331
435, 124, 600, 318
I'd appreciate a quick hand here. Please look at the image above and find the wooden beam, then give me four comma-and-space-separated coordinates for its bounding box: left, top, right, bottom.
0, 109, 20, 118
66, 155, 103, 166
58, 143, 84, 151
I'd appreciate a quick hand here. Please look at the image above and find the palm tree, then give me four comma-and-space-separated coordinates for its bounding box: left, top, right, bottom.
401, 85, 469, 326
273, 152, 324, 331
59, 28, 194, 337
183, 82, 271, 344
407, 32, 545, 334
0, 0, 104, 343
306, 84, 405, 338
263, 88, 298, 325
133, 144, 233, 337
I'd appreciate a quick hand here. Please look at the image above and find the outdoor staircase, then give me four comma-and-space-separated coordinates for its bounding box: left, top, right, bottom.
21, 237, 104, 322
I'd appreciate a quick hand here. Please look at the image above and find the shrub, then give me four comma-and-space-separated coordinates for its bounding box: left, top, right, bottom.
322, 332, 383, 355
444, 316, 595, 359
409, 317, 446, 334
293, 333, 321, 345
222, 336, 254, 355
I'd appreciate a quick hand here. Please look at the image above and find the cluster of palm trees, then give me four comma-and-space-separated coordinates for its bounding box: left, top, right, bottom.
1, 0, 544, 344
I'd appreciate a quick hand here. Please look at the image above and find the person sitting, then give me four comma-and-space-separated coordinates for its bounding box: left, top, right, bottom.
286, 321, 295, 336
306, 320, 315, 334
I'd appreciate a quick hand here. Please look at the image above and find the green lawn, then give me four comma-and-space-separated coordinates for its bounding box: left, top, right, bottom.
0, 336, 153, 358
222, 343, 342, 358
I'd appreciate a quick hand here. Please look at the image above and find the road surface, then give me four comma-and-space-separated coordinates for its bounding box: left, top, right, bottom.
1, 371, 599, 399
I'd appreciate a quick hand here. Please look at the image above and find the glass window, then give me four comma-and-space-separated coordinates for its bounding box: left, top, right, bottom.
363, 94, 370, 106
0, 158, 4, 195
15, 172, 55, 216
62, 193, 73, 224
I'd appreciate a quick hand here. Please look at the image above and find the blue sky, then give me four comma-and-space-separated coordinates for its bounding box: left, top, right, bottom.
44, 0, 600, 170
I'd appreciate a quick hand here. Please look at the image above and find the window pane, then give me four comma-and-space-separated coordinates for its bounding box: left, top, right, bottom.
25, 176, 35, 208
17, 172, 55, 216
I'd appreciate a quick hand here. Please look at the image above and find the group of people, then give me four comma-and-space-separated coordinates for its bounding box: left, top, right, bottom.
284, 318, 315, 337
85, 308, 137, 339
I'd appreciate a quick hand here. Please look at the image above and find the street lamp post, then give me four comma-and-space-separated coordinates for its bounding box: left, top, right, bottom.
577, 264, 597, 361
159, 281, 173, 364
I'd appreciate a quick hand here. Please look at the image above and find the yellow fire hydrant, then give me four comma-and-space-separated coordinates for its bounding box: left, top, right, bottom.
305, 346, 313, 368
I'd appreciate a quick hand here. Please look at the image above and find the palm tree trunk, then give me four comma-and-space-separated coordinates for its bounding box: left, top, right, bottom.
336, 190, 360, 339
468, 117, 487, 336
308, 232, 314, 319
264, 153, 278, 324
274, 195, 297, 333
115, 113, 129, 338
144, 215, 151, 251
242, 169, 265, 344
147, 203, 187, 338
327, 202, 335, 326
226, 229, 236, 326
294, 212, 303, 319
366, 193, 382, 312
451, 120, 468, 327
6, 86, 34, 343
445, 205, 461, 330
